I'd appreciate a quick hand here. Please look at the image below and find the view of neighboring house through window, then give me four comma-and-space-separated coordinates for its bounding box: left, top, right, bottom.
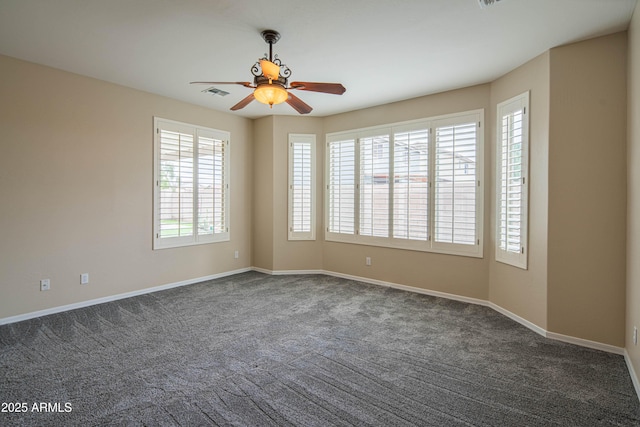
288, 134, 316, 240
496, 92, 529, 269
154, 118, 230, 249
325, 110, 483, 257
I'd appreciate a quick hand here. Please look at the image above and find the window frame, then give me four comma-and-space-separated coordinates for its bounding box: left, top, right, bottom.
495, 92, 529, 269
288, 133, 316, 241
153, 117, 230, 250
325, 110, 484, 258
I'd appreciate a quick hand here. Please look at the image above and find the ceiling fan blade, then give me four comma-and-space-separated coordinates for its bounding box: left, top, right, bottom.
190, 81, 254, 88
289, 81, 346, 95
286, 92, 313, 114
230, 93, 255, 111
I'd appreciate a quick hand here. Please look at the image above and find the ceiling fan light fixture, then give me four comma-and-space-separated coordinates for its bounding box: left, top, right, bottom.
253, 83, 288, 107
259, 59, 281, 83
191, 29, 344, 114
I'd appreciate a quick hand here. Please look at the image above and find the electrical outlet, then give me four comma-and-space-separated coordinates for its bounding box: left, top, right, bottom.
365, 256, 372, 266
634, 326, 638, 346
40, 279, 50, 291
80, 273, 89, 285
234, 250, 239, 259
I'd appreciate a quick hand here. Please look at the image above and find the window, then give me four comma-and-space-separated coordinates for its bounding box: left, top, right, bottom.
325, 110, 484, 257
288, 134, 316, 240
154, 118, 230, 249
496, 92, 529, 269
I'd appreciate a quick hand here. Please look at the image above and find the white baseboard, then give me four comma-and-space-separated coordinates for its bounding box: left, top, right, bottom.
624, 350, 640, 403
488, 302, 548, 337
0, 267, 252, 326
322, 270, 488, 307
487, 302, 624, 355
251, 267, 273, 275
253, 267, 324, 276
546, 331, 624, 355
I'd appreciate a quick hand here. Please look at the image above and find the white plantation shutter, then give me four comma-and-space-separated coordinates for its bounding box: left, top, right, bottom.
499, 113, 523, 251
325, 110, 483, 257
434, 121, 479, 246
198, 131, 227, 236
327, 137, 356, 235
496, 92, 529, 269
360, 133, 390, 238
154, 118, 230, 249
288, 134, 316, 240
158, 127, 194, 240
393, 127, 429, 241
198, 135, 214, 236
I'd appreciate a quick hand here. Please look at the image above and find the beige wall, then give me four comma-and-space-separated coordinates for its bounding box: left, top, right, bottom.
627, 4, 640, 380
251, 115, 325, 272
322, 85, 492, 300
489, 52, 550, 329
271, 116, 324, 271
547, 33, 628, 346
0, 55, 253, 319
488, 33, 629, 346
252, 116, 275, 271
324, 84, 492, 134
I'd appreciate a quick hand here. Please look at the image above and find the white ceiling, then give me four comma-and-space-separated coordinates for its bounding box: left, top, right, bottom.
0, 0, 637, 118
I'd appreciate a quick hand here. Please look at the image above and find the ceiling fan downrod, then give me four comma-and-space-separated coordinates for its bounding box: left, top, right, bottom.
261, 29, 281, 62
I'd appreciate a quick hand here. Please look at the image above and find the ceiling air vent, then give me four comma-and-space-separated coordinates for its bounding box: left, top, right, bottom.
202, 87, 230, 97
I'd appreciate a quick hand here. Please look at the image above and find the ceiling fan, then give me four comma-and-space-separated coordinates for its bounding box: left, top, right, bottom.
191, 29, 346, 114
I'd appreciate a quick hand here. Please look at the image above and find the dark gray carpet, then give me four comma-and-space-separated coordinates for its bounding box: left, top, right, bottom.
1, 272, 639, 426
